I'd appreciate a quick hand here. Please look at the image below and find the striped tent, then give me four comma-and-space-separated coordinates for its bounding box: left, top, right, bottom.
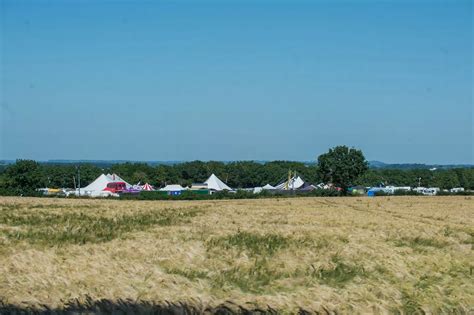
142, 183, 154, 191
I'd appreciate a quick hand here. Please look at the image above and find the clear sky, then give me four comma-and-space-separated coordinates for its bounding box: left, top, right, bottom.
1, 0, 472, 164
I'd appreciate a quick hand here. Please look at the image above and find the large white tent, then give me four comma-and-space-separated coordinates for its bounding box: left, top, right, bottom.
160, 184, 186, 192
274, 176, 305, 190
78, 173, 131, 196
204, 174, 232, 191
81, 174, 113, 193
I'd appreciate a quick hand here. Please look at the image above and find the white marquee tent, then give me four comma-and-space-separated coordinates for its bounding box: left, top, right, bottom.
274, 176, 305, 190
160, 184, 186, 192
81, 174, 113, 193
78, 173, 131, 196
204, 174, 232, 191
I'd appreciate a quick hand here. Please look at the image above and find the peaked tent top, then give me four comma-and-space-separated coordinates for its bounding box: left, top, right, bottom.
274, 176, 305, 190
142, 183, 154, 191
82, 174, 113, 192
262, 184, 275, 190
204, 174, 232, 191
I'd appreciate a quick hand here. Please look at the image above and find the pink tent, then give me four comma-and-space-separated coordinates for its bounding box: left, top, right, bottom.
142, 183, 154, 191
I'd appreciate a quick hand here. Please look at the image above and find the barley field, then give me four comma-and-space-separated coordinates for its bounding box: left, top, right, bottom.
0, 196, 473, 314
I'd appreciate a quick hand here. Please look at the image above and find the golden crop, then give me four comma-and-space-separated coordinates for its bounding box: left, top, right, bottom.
0, 196, 473, 314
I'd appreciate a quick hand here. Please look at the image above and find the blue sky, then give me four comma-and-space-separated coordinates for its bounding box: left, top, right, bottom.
1, 0, 472, 163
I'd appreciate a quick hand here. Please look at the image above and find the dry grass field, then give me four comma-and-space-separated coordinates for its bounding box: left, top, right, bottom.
0, 196, 473, 314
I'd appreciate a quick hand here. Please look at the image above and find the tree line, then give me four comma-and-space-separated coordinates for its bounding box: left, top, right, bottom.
0, 146, 473, 195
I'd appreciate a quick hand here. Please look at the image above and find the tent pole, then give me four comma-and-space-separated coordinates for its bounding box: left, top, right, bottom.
77, 166, 81, 196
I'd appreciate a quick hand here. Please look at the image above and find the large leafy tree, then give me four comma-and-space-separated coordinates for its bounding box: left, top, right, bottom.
433, 170, 460, 189
4, 160, 45, 193
317, 146, 368, 192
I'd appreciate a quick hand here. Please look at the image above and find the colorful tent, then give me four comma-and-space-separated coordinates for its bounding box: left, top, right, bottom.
106, 173, 132, 189
204, 174, 232, 191
142, 183, 154, 191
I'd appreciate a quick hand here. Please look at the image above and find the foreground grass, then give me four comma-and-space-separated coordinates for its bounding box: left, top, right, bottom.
0, 206, 200, 245
0, 196, 473, 313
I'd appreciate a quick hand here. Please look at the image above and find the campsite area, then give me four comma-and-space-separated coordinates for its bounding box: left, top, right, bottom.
0, 196, 473, 313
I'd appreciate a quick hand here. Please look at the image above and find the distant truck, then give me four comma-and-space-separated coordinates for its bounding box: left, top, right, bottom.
422, 187, 440, 196
103, 182, 127, 193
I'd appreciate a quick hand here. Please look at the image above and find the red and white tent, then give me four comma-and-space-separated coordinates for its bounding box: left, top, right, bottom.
142, 183, 154, 191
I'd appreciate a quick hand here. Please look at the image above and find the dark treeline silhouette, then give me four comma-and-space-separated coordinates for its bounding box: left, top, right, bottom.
0, 159, 473, 196
0, 298, 286, 315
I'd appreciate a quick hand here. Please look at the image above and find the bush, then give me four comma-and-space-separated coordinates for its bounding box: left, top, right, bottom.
393, 190, 421, 196
0, 188, 43, 197
306, 189, 343, 197
118, 188, 344, 201
436, 190, 474, 196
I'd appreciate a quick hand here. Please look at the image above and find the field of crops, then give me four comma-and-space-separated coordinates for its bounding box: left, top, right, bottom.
0, 196, 473, 314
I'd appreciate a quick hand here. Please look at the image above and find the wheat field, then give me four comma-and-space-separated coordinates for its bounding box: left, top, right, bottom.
0, 196, 473, 314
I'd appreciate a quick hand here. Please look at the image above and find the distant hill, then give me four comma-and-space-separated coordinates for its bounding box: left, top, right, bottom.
1, 159, 472, 170
368, 161, 474, 170
45, 160, 183, 166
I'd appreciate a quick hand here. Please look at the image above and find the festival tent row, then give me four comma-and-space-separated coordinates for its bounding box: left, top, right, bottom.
69, 172, 235, 197
73, 174, 163, 197
46, 171, 453, 198
159, 174, 233, 196
67, 171, 377, 198
69, 172, 321, 198
251, 174, 318, 194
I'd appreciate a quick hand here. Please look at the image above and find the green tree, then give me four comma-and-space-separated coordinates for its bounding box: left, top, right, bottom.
355, 169, 385, 187
434, 170, 460, 189
317, 146, 368, 192
4, 160, 45, 194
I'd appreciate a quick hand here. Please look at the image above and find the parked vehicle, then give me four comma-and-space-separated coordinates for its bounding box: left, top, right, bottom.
103, 182, 127, 193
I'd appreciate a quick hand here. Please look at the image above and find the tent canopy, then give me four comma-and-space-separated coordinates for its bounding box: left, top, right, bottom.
274, 176, 305, 190
160, 184, 186, 191
82, 174, 113, 192
204, 174, 232, 191
142, 183, 154, 191
81, 174, 131, 193
262, 184, 275, 190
